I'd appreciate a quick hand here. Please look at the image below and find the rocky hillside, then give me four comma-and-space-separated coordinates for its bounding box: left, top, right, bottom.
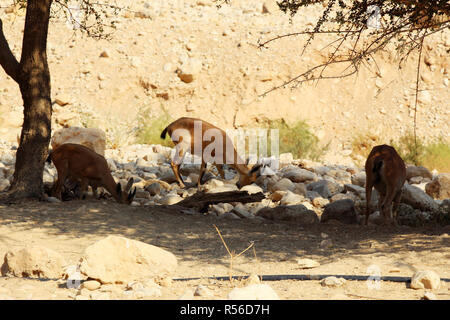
0, 0, 449, 165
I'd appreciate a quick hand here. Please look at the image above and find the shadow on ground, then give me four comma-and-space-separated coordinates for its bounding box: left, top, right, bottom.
1, 198, 449, 272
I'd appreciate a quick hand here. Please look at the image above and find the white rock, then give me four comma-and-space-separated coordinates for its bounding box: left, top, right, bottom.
0, 178, 10, 192
82, 280, 101, 291
296, 258, 320, 269
280, 190, 304, 205
194, 285, 213, 297
158, 194, 183, 205
240, 184, 263, 194
2, 246, 67, 279
423, 292, 437, 300
228, 284, 280, 300
51, 127, 106, 156
78, 235, 177, 284
410, 270, 441, 290
321, 276, 346, 287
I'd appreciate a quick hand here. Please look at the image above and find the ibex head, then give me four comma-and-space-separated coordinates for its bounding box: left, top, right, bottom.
116, 178, 137, 204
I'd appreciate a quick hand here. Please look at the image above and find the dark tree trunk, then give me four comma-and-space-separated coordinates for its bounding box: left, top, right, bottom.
0, 0, 53, 201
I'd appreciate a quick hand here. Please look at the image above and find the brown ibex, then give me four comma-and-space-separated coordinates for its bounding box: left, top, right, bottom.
365, 144, 406, 225
160, 117, 262, 188
47, 143, 136, 204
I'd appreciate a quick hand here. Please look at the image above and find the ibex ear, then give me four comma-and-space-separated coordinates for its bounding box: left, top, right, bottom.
128, 187, 137, 202
125, 178, 134, 192
249, 164, 262, 175
116, 182, 122, 195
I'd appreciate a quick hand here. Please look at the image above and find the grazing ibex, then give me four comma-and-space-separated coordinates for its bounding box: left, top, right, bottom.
47, 143, 136, 204
160, 117, 262, 188
365, 144, 406, 225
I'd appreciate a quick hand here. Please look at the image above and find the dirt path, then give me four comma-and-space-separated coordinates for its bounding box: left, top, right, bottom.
0, 199, 449, 300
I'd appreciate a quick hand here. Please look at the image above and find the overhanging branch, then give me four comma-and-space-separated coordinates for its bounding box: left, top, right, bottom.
0, 19, 20, 83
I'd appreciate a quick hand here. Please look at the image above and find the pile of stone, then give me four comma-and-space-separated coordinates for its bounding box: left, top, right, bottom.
0, 127, 448, 226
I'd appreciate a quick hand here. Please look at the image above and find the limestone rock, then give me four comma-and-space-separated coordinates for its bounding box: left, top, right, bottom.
82, 280, 101, 291
296, 258, 320, 269
158, 194, 183, 205
282, 168, 316, 183
280, 190, 304, 205
401, 183, 439, 212
425, 173, 450, 200
321, 199, 357, 224
410, 270, 440, 290
240, 184, 263, 194
256, 205, 319, 224
51, 127, 106, 156
269, 178, 295, 192
228, 284, 279, 300
406, 165, 433, 180
321, 276, 346, 287
351, 171, 366, 187
1, 246, 67, 279
78, 235, 177, 284
307, 179, 344, 199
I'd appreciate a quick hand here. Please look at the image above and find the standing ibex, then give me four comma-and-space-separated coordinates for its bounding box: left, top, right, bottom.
365, 144, 406, 225
160, 117, 262, 188
47, 143, 136, 204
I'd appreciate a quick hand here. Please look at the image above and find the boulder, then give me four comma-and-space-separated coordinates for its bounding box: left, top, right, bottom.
293, 183, 307, 196
296, 258, 320, 269
240, 184, 264, 195
406, 165, 433, 180
269, 178, 295, 192
145, 183, 161, 196
321, 276, 346, 287
401, 183, 439, 212
0, 179, 10, 192
344, 184, 365, 197
307, 179, 344, 199
78, 235, 177, 284
279, 190, 304, 205
82, 280, 102, 291
321, 199, 357, 224
158, 194, 183, 205
410, 270, 441, 290
282, 168, 316, 183
1, 246, 67, 279
270, 190, 286, 202
351, 171, 366, 187
425, 173, 450, 200
256, 205, 319, 224
51, 127, 106, 156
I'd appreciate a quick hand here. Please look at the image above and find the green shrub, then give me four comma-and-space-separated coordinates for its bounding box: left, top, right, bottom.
352, 130, 450, 173
135, 107, 173, 147
391, 132, 426, 166
266, 119, 328, 161
422, 139, 450, 173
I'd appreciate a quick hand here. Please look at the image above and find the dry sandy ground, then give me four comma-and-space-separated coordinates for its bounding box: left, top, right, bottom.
0, 199, 449, 300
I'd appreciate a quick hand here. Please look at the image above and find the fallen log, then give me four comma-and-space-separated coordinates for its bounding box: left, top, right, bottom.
176, 191, 266, 212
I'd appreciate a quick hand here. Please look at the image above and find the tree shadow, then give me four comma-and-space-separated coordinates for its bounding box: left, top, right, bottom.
0, 198, 449, 277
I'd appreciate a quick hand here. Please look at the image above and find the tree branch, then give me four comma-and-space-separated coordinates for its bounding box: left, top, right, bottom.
0, 19, 20, 83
